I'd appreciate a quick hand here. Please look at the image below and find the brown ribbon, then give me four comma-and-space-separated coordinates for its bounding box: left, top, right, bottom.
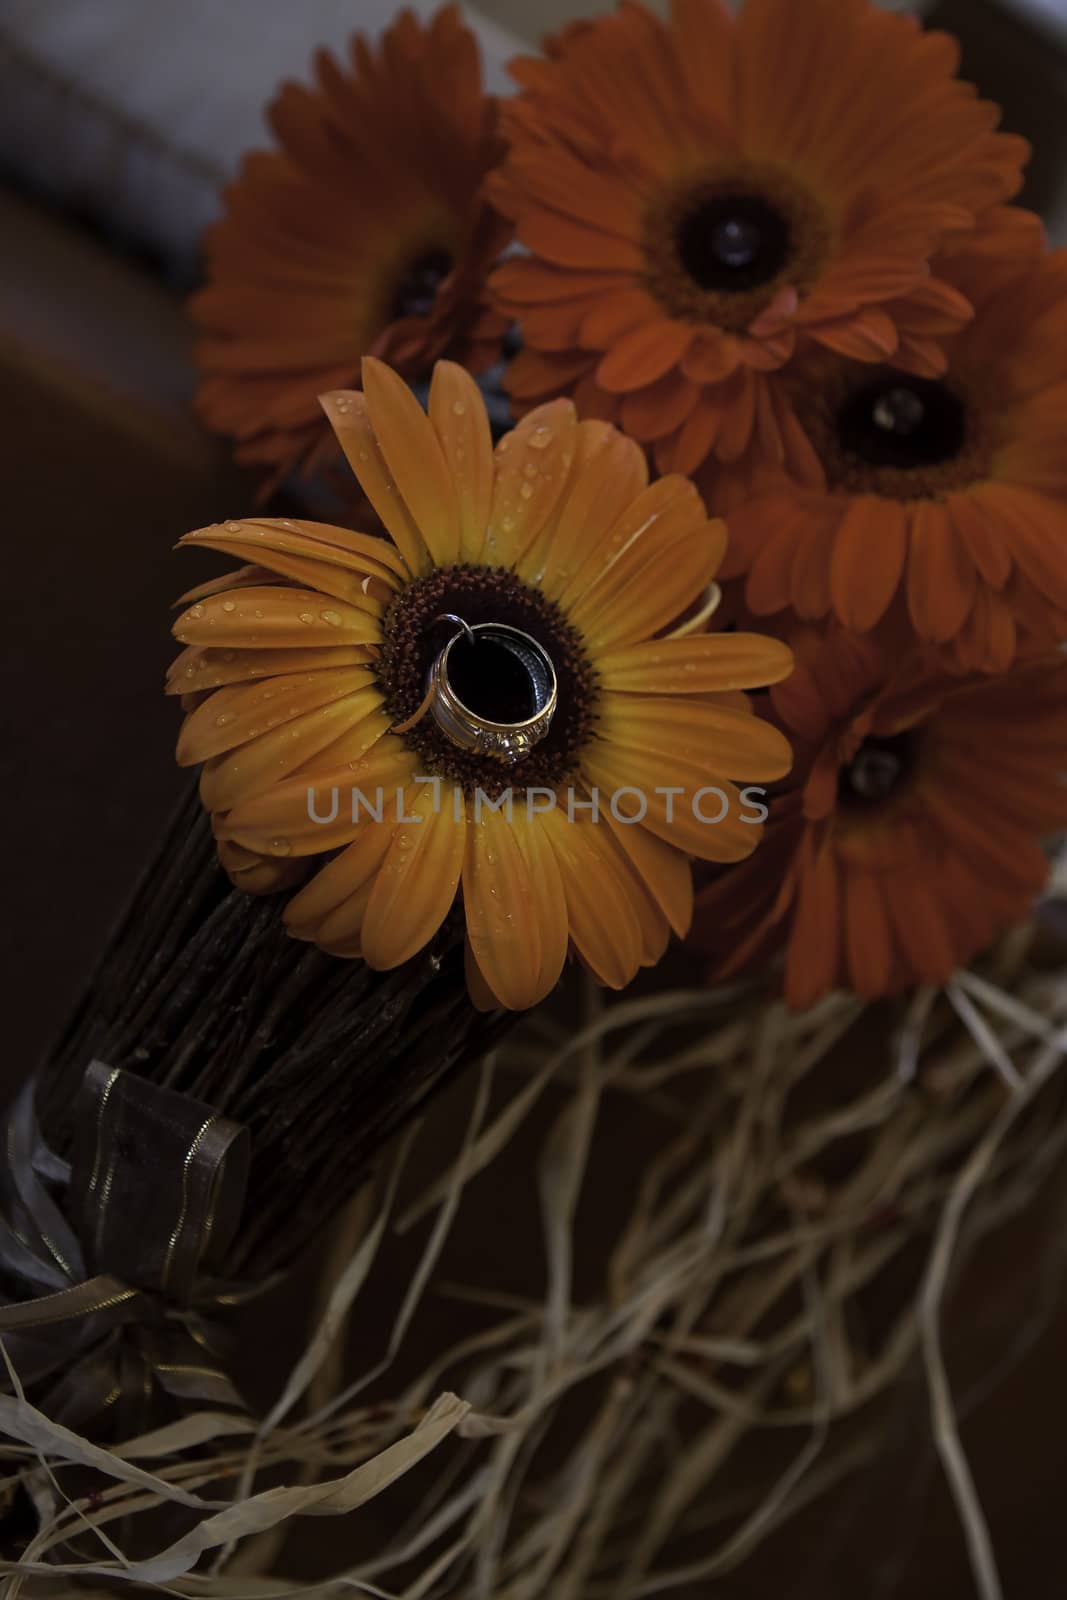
0, 1064, 251, 1427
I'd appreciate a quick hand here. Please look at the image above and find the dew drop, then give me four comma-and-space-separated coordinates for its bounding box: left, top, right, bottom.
519, 482, 534, 500
215, 711, 236, 728
269, 837, 293, 856
187, 604, 205, 620
299, 611, 315, 625
452, 401, 467, 416
222, 600, 237, 613
530, 427, 553, 450
321, 609, 343, 627
523, 462, 538, 479
225, 520, 242, 533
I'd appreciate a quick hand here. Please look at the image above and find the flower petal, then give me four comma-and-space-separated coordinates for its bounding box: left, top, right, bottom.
320, 391, 425, 576
429, 362, 495, 562
829, 496, 908, 631
598, 634, 793, 694
581, 746, 762, 863
571, 518, 727, 650
906, 502, 977, 641
181, 517, 408, 584
173, 586, 381, 648
200, 691, 389, 813
463, 803, 553, 1009
219, 739, 416, 856
361, 784, 467, 968
597, 694, 794, 782
513, 806, 571, 997
177, 668, 375, 765
539, 807, 644, 990
520, 420, 649, 596
484, 399, 578, 565
285, 819, 396, 938
601, 809, 693, 938
361, 356, 462, 566
596, 322, 694, 394
166, 645, 370, 696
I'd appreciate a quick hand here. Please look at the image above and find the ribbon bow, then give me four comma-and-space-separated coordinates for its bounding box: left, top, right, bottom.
0, 1064, 250, 1428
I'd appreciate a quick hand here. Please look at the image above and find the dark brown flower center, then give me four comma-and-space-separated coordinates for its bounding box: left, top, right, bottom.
676, 194, 792, 295
378, 565, 598, 797
792, 358, 991, 502
839, 733, 916, 809
837, 377, 968, 472
390, 249, 454, 321
642, 165, 830, 332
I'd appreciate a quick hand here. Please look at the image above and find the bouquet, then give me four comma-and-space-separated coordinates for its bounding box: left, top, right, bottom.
5, 2, 1067, 1595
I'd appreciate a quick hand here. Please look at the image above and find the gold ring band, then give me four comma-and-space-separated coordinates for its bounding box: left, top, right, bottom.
428, 622, 558, 763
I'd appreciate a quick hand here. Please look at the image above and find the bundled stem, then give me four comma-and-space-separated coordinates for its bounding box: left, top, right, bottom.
37, 786, 511, 1278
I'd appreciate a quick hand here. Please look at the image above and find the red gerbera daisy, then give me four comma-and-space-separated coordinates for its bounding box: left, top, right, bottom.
488, 0, 1033, 483
692, 629, 1067, 1007
192, 6, 510, 488
720, 251, 1067, 672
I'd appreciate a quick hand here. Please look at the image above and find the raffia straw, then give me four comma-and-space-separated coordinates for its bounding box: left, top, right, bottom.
4, 919, 1067, 1598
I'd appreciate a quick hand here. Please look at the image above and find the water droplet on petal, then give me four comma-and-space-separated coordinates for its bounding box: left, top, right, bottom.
530, 427, 552, 450
299, 612, 315, 625
225, 521, 242, 533
222, 600, 237, 613
187, 604, 205, 620
452, 401, 467, 416
519, 482, 534, 500
321, 609, 343, 627
215, 711, 236, 728
269, 837, 292, 856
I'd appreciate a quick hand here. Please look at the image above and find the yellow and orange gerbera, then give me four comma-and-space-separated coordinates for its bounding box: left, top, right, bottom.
719, 251, 1067, 672
488, 0, 1033, 485
692, 629, 1067, 1007
168, 358, 793, 1011
191, 6, 509, 487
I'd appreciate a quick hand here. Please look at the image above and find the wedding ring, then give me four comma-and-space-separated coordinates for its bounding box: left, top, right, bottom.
428, 621, 558, 763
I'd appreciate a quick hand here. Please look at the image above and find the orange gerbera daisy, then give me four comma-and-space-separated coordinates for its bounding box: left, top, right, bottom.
191, 7, 510, 488
721, 251, 1067, 672
488, 0, 1032, 483
168, 358, 793, 1011
692, 630, 1067, 1008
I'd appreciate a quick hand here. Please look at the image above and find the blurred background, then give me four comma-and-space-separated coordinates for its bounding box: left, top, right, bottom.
1, 0, 1067, 1592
